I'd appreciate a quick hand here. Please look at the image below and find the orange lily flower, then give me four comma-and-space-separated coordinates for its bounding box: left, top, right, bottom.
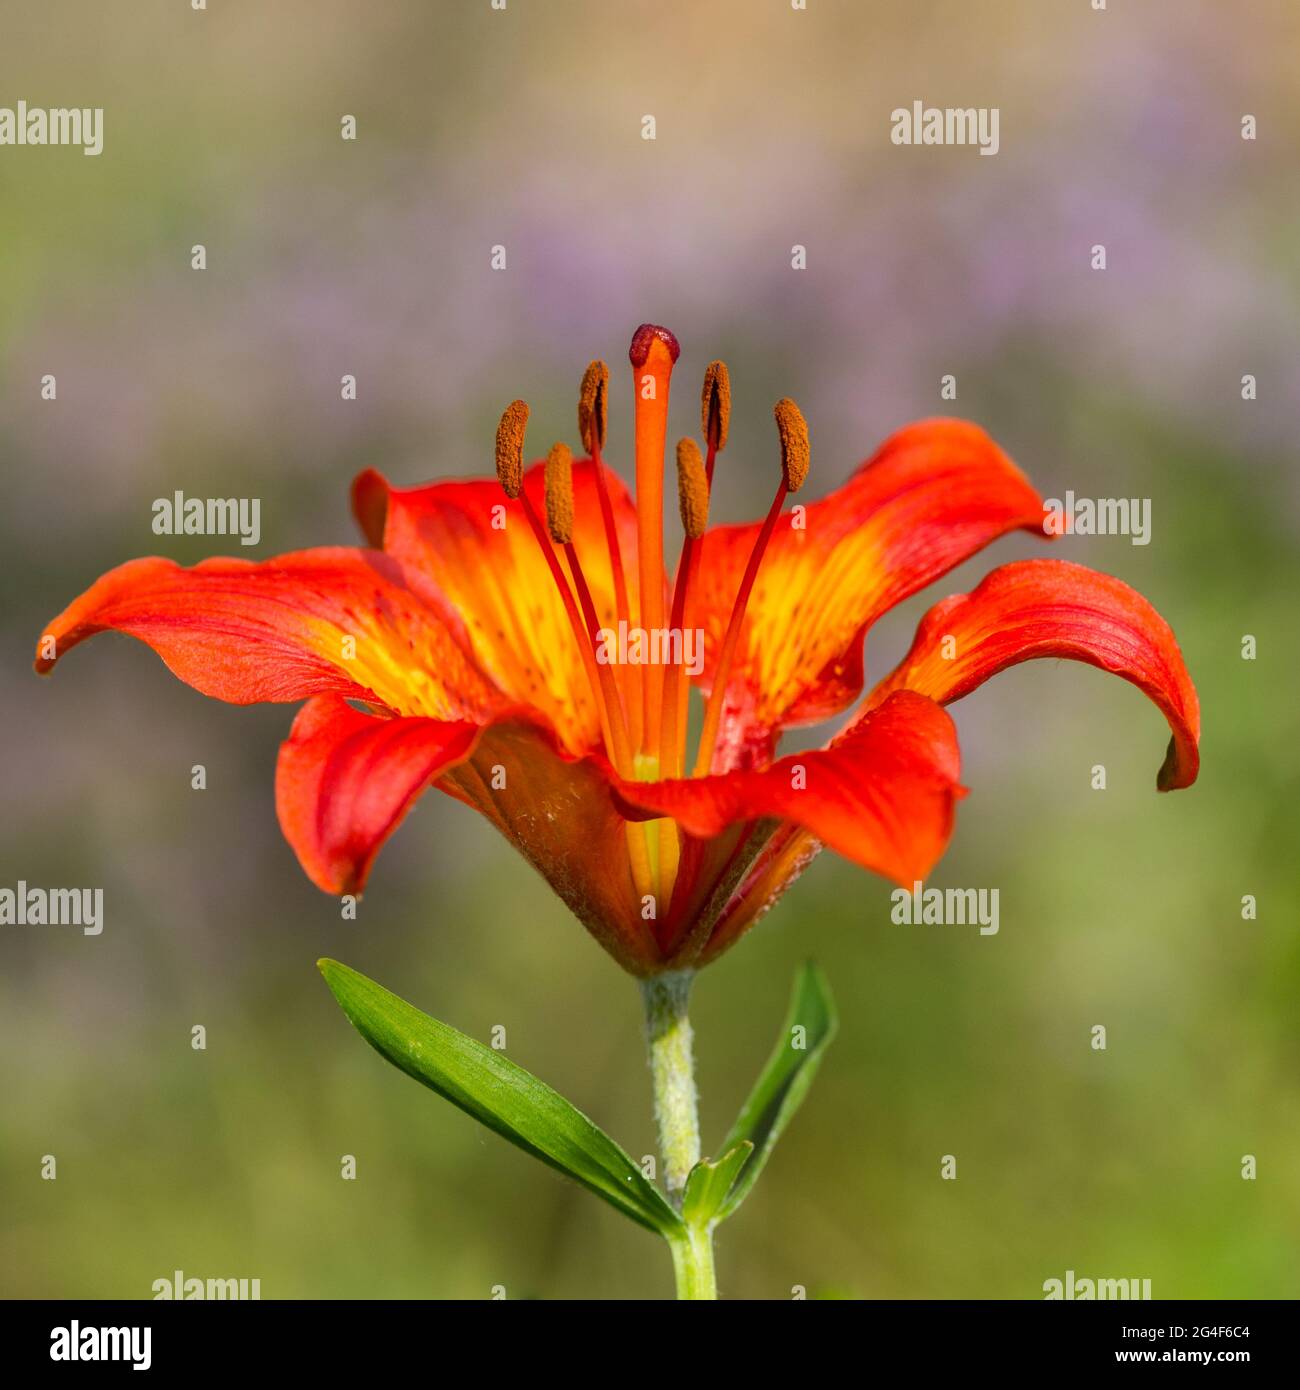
35, 325, 1199, 976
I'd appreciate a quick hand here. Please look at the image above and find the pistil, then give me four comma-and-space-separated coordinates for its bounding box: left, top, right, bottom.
628, 324, 680, 762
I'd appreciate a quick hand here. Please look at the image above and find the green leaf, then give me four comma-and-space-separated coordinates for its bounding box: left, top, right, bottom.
682, 1141, 753, 1228
318, 958, 683, 1238
714, 960, 838, 1220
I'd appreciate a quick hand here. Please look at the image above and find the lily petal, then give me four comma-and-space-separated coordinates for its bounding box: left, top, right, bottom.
276, 695, 481, 894
613, 690, 965, 890
702, 824, 822, 968
689, 419, 1046, 767
436, 716, 661, 975
35, 549, 501, 721
867, 558, 1200, 790
353, 459, 645, 755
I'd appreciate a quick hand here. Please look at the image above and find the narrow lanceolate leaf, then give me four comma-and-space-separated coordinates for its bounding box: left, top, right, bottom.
715, 961, 838, 1220
682, 1141, 753, 1229
318, 959, 683, 1238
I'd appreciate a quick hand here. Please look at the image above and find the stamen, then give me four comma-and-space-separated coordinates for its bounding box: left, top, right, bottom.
773, 396, 809, 492
651, 437, 713, 901
701, 360, 731, 456
544, 441, 575, 545
675, 437, 710, 541
692, 398, 809, 777
660, 439, 708, 781
516, 487, 621, 756
578, 360, 608, 454
628, 324, 680, 757
495, 399, 528, 498
579, 359, 641, 747
494, 412, 616, 766
544, 442, 641, 775
562, 541, 629, 753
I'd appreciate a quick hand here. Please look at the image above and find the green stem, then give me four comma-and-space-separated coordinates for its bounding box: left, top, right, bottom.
668, 1222, 717, 1300
640, 969, 717, 1300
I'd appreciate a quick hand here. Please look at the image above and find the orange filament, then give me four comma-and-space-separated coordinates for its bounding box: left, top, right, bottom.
675, 437, 710, 542
539, 442, 634, 768
628, 324, 679, 759
581, 360, 642, 749
517, 488, 619, 764
494, 417, 621, 776
559, 528, 656, 901
651, 438, 709, 900
561, 539, 634, 774
692, 481, 787, 776
660, 439, 707, 780
692, 398, 807, 776
577, 373, 660, 902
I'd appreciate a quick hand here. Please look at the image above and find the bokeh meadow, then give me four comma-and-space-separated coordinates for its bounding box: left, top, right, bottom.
2, 0, 1297, 1298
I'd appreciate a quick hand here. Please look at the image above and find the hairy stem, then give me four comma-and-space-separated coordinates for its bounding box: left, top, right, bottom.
641, 970, 701, 1196
641, 969, 716, 1300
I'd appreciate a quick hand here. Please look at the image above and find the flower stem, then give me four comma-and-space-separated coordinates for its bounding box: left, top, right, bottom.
641, 970, 701, 1195
640, 969, 717, 1300
668, 1221, 717, 1300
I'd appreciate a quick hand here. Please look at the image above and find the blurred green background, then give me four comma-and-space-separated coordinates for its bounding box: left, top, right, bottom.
2, 0, 1298, 1299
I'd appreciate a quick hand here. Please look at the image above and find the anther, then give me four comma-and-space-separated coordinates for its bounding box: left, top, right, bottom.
578, 360, 609, 455
773, 397, 809, 492
676, 438, 709, 540
544, 442, 575, 544
701, 360, 731, 453
495, 400, 529, 499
